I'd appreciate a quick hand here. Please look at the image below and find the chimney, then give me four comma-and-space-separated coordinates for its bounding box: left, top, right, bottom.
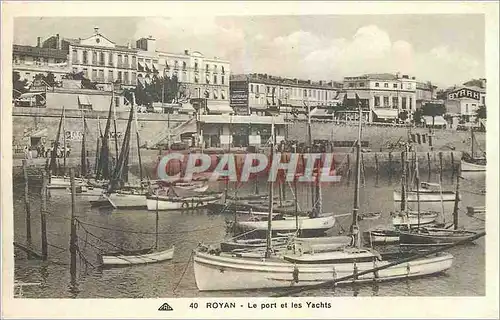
37, 37, 41, 47
184, 49, 189, 55
94, 26, 99, 35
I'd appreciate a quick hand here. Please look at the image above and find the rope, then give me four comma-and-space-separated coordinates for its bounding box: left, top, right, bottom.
77, 221, 129, 252
172, 251, 194, 293
76, 218, 218, 235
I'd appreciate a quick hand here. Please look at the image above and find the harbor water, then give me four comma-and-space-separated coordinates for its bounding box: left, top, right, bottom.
12, 171, 485, 298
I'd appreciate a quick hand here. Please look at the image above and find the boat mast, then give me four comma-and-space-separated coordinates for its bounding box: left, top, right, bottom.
350, 102, 363, 248
94, 116, 101, 177
415, 151, 421, 229
63, 107, 66, 176
400, 147, 407, 212
470, 126, 474, 158
452, 167, 461, 230
80, 111, 87, 178
133, 93, 144, 186
112, 86, 119, 161
265, 116, 276, 258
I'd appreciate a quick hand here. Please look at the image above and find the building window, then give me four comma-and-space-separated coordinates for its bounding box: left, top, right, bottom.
349, 83, 355, 88
375, 82, 380, 87
174, 60, 179, 70
83, 51, 88, 64
407, 83, 412, 89
409, 97, 413, 110
91, 69, 97, 80
402, 97, 407, 109
118, 54, 123, 66
313, 90, 316, 98
132, 56, 136, 68
374, 96, 380, 107
109, 70, 114, 82
256, 85, 259, 94
383, 96, 389, 107
384, 83, 389, 88
213, 75, 217, 84
482, 96, 485, 105
213, 89, 218, 99
131, 72, 136, 85
100, 52, 105, 65
124, 71, 129, 84
221, 66, 225, 74
124, 55, 129, 67
115, 97, 120, 108
92, 51, 97, 65
205, 64, 209, 72
72, 49, 78, 63
221, 75, 225, 85
213, 65, 217, 73
359, 82, 365, 87
117, 71, 122, 83
303, 89, 307, 97
250, 84, 254, 93
194, 75, 199, 83
108, 53, 113, 66
392, 97, 398, 108
98, 69, 104, 81
182, 61, 187, 70
221, 90, 226, 99
83, 68, 88, 78
393, 83, 398, 88
194, 62, 198, 71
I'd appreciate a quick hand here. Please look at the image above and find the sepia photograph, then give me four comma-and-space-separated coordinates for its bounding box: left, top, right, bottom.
1, 1, 498, 319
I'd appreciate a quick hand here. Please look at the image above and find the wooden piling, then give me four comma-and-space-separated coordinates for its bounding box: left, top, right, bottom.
41, 172, 48, 261
388, 152, 393, 182
69, 169, 77, 282
453, 167, 461, 230
450, 152, 455, 179
374, 153, 379, 186
346, 154, 351, 185
427, 152, 431, 181
22, 159, 32, 247
439, 152, 443, 182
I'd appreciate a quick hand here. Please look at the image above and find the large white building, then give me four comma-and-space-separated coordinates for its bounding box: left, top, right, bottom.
135, 36, 231, 113
343, 73, 417, 122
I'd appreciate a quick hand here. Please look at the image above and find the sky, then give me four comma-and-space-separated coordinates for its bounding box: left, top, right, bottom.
14, 15, 485, 88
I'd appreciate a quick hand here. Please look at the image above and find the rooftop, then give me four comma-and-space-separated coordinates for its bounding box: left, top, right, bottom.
13, 45, 67, 60
230, 73, 342, 89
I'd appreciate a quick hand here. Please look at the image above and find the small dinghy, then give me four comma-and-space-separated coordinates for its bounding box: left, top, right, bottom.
363, 228, 401, 245
99, 246, 175, 267
392, 211, 438, 227
357, 212, 381, 221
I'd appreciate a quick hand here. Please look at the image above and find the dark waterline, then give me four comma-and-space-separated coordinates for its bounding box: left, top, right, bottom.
12, 171, 485, 298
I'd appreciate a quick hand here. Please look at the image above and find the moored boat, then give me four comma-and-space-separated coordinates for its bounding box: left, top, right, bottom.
99, 246, 175, 267
399, 228, 479, 246
392, 211, 438, 227
146, 193, 223, 211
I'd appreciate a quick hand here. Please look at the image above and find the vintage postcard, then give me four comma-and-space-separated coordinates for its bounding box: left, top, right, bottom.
1, 1, 498, 319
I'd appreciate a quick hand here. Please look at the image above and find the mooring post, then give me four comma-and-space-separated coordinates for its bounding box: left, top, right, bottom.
427, 152, 431, 181
388, 152, 393, 182
346, 153, 351, 185
450, 151, 456, 180
69, 169, 77, 282
22, 159, 32, 248
439, 152, 443, 182
374, 153, 379, 186
41, 171, 48, 260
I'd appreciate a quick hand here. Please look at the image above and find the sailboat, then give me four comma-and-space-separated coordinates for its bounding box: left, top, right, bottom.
193, 102, 454, 292
99, 190, 175, 267
399, 164, 481, 247
461, 126, 486, 172
47, 107, 86, 189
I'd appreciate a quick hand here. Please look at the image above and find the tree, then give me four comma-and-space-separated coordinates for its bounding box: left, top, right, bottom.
12, 71, 28, 99
412, 109, 423, 125
133, 75, 181, 107
33, 72, 57, 87
421, 103, 446, 128
475, 105, 486, 120
398, 110, 408, 122
63, 71, 97, 89
436, 89, 448, 100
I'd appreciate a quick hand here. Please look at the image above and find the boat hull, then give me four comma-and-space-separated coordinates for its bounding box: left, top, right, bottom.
460, 159, 486, 172
393, 191, 458, 202
146, 194, 222, 211
392, 213, 437, 227
364, 230, 400, 244
100, 247, 175, 267
235, 216, 335, 237
399, 230, 479, 246
193, 251, 453, 291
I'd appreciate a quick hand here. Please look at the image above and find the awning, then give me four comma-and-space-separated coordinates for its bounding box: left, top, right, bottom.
137, 62, 144, 71
19, 92, 44, 99
311, 108, 335, 117
78, 95, 92, 106
423, 115, 447, 126
206, 103, 234, 114
479, 119, 486, 129
373, 108, 398, 119
179, 103, 196, 113
340, 91, 371, 100
31, 128, 48, 138
265, 109, 280, 116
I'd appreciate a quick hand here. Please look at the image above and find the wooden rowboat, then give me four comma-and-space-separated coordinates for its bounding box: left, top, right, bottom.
99, 246, 175, 267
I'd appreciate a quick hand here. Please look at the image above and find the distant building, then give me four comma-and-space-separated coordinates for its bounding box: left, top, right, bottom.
135, 36, 231, 113
445, 85, 486, 124
12, 41, 69, 84
230, 73, 342, 116
60, 27, 138, 87
415, 81, 438, 109
343, 73, 417, 123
